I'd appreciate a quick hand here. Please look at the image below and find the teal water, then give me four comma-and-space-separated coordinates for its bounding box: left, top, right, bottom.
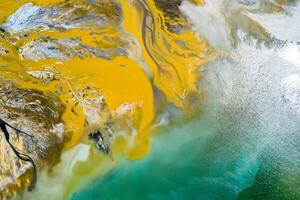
70, 112, 262, 200
70, 105, 300, 200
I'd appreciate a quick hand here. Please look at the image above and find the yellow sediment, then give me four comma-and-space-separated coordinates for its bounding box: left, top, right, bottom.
119, 0, 208, 107
0, 55, 155, 153
0, 0, 210, 197
0, 0, 210, 158
117, 0, 210, 158
1, 0, 209, 160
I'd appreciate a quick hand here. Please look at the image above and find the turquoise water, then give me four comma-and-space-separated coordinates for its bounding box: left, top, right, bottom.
70, 112, 263, 200
70, 107, 300, 200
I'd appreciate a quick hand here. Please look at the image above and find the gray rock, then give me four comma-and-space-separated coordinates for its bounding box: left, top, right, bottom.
0, 83, 66, 196
20, 37, 127, 61
1, 3, 107, 33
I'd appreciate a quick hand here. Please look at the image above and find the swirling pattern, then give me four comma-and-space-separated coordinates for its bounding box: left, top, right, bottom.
0, 0, 299, 199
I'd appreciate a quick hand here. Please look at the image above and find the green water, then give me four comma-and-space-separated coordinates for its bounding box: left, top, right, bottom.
69, 115, 260, 200
68, 71, 300, 200
70, 100, 300, 200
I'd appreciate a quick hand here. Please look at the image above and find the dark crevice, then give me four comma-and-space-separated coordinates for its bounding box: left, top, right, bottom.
0, 119, 37, 191
88, 131, 110, 155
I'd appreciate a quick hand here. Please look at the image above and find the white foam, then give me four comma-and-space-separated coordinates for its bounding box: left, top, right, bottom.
246, 2, 300, 42
183, 0, 300, 193
181, 0, 232, 50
